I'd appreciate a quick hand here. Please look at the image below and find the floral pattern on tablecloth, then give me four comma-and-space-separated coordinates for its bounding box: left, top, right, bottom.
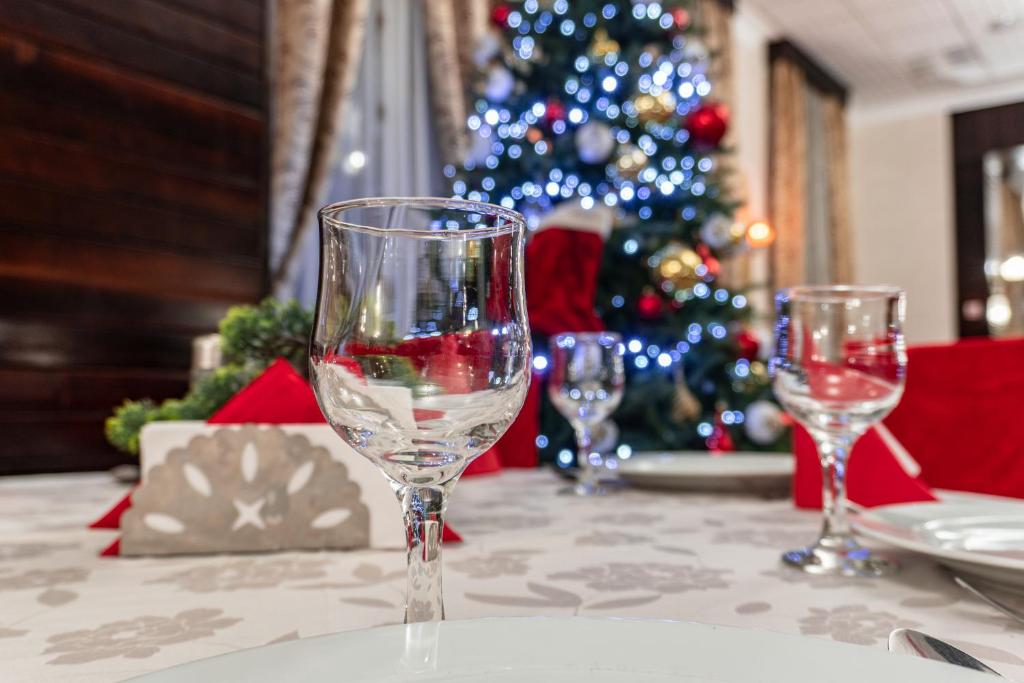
0, 469, 1022, 681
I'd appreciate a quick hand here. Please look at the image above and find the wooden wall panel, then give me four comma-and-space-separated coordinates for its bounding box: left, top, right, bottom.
0, 0, 267, 473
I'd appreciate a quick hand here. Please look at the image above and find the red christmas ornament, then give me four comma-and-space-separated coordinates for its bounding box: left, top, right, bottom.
491, 3, 512, 27
637, 289, 664, 319
671, 8, 690, 29
545, 98, 566, 124
737, 328, 760, 361
695, 244, 720, 279
686, 103, 729, 149
706, 409, 736, 452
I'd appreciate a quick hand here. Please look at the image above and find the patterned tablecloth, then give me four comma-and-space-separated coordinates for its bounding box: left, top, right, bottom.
1, 469, 1023, 681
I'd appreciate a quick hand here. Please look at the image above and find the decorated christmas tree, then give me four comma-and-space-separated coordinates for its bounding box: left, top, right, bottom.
450, 0, 789, 464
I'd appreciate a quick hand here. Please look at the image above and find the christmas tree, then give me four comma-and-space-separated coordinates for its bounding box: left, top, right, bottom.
450, 0, 789, 464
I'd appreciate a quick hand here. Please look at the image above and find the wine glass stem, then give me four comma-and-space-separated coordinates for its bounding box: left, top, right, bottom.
575, 424, 596, 490
397, 482, 452, 623
815, 433, 854, 541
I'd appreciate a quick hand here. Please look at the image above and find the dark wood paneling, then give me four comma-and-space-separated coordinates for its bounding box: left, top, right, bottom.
0, 1, 262, 106
0, 0, 268, 473
953, 101, 1024, 337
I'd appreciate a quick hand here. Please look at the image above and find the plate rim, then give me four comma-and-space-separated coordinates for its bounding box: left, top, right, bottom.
128, 615, 991, 682
853, 496, 1024, 572
617, 451, 794, 479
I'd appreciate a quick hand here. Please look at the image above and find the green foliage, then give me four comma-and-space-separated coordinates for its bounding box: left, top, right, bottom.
105, 299, 312, 455
105, 399, 159, 456
220, 297, 313, 371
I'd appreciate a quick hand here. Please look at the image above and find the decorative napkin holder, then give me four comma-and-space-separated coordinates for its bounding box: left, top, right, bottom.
115, 422, 403, 556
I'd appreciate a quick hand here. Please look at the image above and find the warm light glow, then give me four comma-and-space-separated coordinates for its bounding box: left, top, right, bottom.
987, 293, 1012, 328
1000, 254, 1024, 282
745, 220, 776, 248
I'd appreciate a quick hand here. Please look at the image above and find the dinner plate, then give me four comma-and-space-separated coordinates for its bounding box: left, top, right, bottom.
853, 494, 1024, 587
616, 451, 793, 494
130, 616, 987, 682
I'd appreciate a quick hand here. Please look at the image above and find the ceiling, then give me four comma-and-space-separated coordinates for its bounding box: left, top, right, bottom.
744, 0, 1024, 104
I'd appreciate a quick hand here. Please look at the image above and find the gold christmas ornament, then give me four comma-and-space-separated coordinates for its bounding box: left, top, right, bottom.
671, 367, 701, 423
634, 91, 677, 123
613, 143, 647, 180
651, 242, 703, 292
588, 28, 620, 59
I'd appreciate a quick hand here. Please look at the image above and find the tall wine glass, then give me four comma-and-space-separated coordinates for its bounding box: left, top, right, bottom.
770, 285, 906, 576
309, 197, 530, 622
548, 332, 625, 495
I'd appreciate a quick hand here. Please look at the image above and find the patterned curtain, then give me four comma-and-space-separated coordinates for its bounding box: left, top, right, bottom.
270, 0, 369, 294
769, 49, 851, 288
423, 0, 489, 167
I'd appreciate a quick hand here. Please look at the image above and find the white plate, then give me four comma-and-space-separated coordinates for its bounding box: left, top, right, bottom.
617, 452, 793, 494
129, 617, 986, 682
853, 494, 1024, 587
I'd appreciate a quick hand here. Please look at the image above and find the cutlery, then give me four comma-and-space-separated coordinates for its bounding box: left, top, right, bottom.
955, 574, 1024, 627
888, 628, 1001, 676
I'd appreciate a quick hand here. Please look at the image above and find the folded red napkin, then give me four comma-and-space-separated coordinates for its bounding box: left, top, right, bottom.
792, 424, 937, 509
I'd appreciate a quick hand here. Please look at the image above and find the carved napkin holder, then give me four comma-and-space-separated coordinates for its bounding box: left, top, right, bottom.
119, 422, 404, 556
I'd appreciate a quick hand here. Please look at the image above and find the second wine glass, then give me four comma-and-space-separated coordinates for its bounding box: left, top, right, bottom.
548, 332, 625, 495
770, 285, 907, 576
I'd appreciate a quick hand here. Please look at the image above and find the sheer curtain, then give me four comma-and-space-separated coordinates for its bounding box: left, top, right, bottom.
280, 0, 442, 304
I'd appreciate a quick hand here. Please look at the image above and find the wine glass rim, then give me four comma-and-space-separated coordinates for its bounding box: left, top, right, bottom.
319, 196, 526, 239
781, 284, 904, 301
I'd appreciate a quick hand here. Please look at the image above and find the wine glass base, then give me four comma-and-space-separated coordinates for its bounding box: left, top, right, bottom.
559, 481, 606, 496
782, 536, 898, 577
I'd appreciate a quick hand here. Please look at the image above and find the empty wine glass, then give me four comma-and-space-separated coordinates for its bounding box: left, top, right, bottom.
548, 332, 625, 495
770, 285, 907, 576
309, 197, 531, 622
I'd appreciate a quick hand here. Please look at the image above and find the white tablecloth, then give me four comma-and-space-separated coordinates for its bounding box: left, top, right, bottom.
1, 469, 1022, 681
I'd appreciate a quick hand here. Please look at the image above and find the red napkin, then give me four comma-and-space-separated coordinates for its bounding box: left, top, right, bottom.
793, 424, 937, 509
92, 358, 469, 547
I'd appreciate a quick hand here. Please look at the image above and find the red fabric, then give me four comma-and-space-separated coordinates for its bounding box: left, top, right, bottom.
208, 358, 324, 424
526, 227, 605, 337
792, 425, 936, 509
480, 374, 542, 469
89, 489, 133, 529
885, 337, 1024, 498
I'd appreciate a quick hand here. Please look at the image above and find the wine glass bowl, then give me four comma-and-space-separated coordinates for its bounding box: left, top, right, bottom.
547, 332, 625, 495
309, 197, 530, 621
770, 285, 906, 577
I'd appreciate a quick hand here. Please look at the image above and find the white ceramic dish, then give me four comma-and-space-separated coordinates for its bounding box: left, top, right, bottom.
616, 452, 793, 494
853, 493, 1024, 587
129, 616, 988, 682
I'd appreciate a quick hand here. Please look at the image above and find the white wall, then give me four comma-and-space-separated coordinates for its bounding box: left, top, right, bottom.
848, 113, 957, 344
848, 82, 1024, 344
729, 4, 775, 316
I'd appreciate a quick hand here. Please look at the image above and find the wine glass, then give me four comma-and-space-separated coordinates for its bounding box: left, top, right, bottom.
547, 332, 625, 495
309, 197, 531, 622
770, 285, 907, 576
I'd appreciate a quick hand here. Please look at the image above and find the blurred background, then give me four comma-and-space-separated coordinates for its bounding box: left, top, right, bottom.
2, 0, 1024, 475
